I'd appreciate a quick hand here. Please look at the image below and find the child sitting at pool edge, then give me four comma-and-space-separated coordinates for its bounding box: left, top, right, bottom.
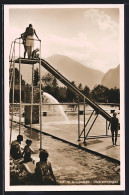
35, 149, 57, 185
23, 139, 34, 163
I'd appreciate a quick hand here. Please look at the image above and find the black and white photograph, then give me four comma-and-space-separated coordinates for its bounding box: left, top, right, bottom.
4, 4, 125, 191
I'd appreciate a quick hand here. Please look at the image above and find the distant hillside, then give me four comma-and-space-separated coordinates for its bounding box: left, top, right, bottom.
101, 65, 120, 89
17, 54, 104, 89
46, 54, 104, 89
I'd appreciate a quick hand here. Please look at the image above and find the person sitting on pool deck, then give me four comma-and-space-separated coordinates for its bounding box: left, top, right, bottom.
35, 149, 57, 185
23, 139, 34, 163
10, 135, 23, 160
109, 111, 119, 146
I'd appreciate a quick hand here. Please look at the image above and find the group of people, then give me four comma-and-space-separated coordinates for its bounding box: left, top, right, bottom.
10, 135, 33, 162
10, 135, 56, 185
21, 24, 40, 59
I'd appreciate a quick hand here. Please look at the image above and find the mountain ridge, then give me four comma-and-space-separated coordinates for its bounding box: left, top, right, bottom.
18, 54, 120, 90
101, 65, 120, 89
46, 54, 104, 89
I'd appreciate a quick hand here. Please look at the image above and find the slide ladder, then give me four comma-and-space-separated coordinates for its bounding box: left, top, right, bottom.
9, 41, 15, 93
9, 61, 14, 92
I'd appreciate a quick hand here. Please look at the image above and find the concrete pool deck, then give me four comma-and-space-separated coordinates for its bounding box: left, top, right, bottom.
30, 123, 120, 163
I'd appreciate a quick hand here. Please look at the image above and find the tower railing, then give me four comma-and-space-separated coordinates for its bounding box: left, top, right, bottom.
9, 37, 42, 148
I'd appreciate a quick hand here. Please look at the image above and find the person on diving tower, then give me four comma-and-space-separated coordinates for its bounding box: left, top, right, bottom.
21, 24, 40, 59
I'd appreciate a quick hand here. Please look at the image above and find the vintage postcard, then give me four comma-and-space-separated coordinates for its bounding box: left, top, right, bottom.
4, 4, 125, 191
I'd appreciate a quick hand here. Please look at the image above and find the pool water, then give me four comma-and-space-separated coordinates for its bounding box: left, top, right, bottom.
10, 119, 120, 185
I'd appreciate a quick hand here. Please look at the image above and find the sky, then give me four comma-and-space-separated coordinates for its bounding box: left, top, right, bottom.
8, 5, 122, 73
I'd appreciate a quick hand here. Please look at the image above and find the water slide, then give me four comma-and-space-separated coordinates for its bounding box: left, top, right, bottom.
15, 58, 111, 121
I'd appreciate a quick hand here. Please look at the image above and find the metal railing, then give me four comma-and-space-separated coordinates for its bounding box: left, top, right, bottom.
9, 37, 42, 148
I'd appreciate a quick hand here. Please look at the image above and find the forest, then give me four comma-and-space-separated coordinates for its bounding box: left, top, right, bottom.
9, 68, 120, 104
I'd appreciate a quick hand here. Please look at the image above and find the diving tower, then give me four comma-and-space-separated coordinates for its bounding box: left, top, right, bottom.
9, 37, 111, 146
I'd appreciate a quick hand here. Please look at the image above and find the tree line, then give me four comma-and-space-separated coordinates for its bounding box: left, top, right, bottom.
10, 68, 120, 104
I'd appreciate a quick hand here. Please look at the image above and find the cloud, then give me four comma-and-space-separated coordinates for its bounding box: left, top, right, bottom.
83, 9, 119, 34
43, 33, 96, 60
44, 33, 94, 49
43, 26, 119, 72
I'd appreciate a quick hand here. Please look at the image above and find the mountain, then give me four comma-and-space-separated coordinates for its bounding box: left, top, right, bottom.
101, 65, 120, 89
17, 54, 104, 89
46, 54, 104, 89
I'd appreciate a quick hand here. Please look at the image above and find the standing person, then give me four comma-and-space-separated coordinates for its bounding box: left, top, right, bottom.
24, 24, 40, 59
21, 32, 27, 58
22, 139, 34, 163
10, 135, 23, 160
109, 111, 119, 146
35, 149, 57, 185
